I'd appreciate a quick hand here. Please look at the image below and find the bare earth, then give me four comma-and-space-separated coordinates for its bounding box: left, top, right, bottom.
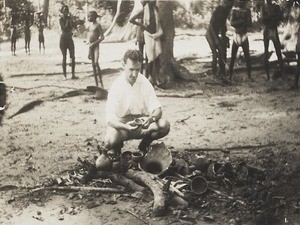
0, 29, 299, 225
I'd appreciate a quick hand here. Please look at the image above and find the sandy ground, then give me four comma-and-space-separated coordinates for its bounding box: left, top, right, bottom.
0, 29, 299, 225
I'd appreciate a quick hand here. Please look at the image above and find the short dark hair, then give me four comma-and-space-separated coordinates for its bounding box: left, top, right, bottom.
61, 5, 69, 13
123, 49, 143, 64
89, 11, 99, 18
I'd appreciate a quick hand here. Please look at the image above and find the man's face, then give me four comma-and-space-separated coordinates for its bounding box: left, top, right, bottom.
62, 7, 68, 16
88, 13, 95, 22
223, 0, 234, 8
123, 59, 141, 85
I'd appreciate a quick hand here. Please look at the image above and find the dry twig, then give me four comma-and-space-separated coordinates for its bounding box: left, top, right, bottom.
185, 143, 276, 152
125, 209, 151, 225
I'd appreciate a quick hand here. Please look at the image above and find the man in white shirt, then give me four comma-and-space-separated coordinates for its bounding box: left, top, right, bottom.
104, 49, 170, 156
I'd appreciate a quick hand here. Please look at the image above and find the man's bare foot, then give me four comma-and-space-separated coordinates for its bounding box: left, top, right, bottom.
71, 76, 78, 80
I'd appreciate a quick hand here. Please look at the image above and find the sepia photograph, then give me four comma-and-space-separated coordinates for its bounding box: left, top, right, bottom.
0, 0, 299, 224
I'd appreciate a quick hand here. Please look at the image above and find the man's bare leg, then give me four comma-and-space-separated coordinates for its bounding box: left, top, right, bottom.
291, 53, 300, 89
69, 44, 77, 79
138, 118, 170, 153
272, 37, 284, 74
61, 49, 67, 79
263, 32, 271, 80
241, 38, 252, 80
94, 46, 103, 88
206, 33, 218, 76
229, 42, 239, 81
104, 127, 126, 155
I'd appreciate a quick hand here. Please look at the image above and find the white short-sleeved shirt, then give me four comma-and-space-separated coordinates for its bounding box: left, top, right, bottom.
106, 73, 162, 123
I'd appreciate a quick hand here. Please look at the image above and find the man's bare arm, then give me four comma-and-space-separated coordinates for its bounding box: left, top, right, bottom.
108, 120, 138, 132
60, 17, 70, 30
90, 24, 105, 48
142, 107, 162, 128
129, 10, 147, 30
150, 107, 162, 122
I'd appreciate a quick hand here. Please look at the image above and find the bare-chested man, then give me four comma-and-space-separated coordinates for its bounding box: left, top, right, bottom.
36, 12, 45, 54
130, 0, 163, 86
261, 0, 284, 80
87, 11, 104, 88
24, 9, 33, 55
205, 0, 234, 78
10, 25, 18, 56
59, 5, 76, 79
229, 0, 252, 81
10, 11, 19, 56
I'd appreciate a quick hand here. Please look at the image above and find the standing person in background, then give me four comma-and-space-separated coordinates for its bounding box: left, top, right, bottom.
129, 0, 163, 86
36, 12, 46, 54
59, 5, 77, 80
228, 0, 252, 82
205, 0, 234, 78
130, 16, 147, 74
10, 11, 19, 56
261, 0, 284, 80
24, 8, 33, 55
294, 25, 300, 89
87, 11, 105, 88
10, 25, 18, 56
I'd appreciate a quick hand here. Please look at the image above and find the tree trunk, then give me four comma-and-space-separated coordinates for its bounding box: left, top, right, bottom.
158, 0, 198, 87
125, 169, 167, 216
42, 0, 49, 26
105, 0, 196, 86
157, 0, 175, 85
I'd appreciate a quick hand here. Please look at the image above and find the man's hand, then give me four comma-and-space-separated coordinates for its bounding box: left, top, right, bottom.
125, 121, 138, 132
89, 42, 95, 49
141, 116, 153, 129
151, 34, 160, 40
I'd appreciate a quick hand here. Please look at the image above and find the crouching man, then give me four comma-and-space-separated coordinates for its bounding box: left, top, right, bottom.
100, 49, 170, 159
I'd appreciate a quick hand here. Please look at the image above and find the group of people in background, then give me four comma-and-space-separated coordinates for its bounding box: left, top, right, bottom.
59, 5, 106, 85
10, 8, 45, 56
8, 0, 300, 89
9, 5, 105, 88
206, 0, 300, 89
58, 0, 162, 87
130, 0, 163, 87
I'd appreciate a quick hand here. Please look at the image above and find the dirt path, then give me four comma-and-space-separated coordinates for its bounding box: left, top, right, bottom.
0, 30, 299, 225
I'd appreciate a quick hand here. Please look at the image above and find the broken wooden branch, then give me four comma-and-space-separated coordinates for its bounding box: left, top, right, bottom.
78, 163, 146, 193
125, 170, 167, 216
185, 143, 276, 152
109, 174, 146, 193
157, 90, 203, 98
31, 185, 126, 194
155, 179, 189, 208
0, 184, 18, 191
176, 115, 191, 123
170, 195, 189, 209
211, 189, 245, 205
125, 209, 150, 225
